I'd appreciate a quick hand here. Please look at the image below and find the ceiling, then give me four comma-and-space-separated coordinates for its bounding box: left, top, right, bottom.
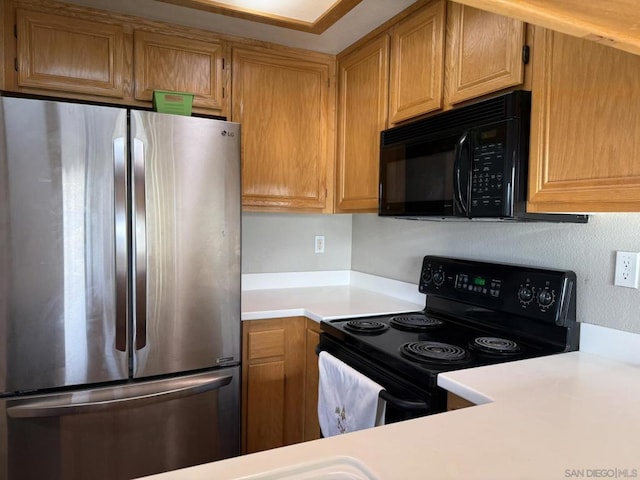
153, 0, 363, 33
62, 0, 418, 54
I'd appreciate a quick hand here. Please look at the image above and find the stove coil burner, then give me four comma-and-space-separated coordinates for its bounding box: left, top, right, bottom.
472, 337, 520, 355
343, 320, 389, 335
389, 314, 444, 331
400, 341, 469, 364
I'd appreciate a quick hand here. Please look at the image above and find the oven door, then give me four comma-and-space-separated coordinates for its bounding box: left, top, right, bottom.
317, 334, 446, 423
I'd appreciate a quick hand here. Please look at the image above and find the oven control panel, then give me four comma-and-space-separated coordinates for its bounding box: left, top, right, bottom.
419, 256, 577, 326
455, 273, 502, 298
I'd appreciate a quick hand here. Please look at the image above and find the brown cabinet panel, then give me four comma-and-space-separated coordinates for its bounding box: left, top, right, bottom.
389, 0, 445, 124
335, 35, 389, 212
233, 47, 333, 212
247, 329, 285, 360
133, 30, 224, 111
446, 392, 475, 411
241, 317, 305, 454
16, 9, 124, 98
445, 4, 525, 105
528, 29, 640, 212
303, 320, 322, 442
246, 361, 285, 453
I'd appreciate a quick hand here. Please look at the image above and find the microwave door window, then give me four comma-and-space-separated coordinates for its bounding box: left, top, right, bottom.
403, 142, 455, 215
383, 146, 406, 209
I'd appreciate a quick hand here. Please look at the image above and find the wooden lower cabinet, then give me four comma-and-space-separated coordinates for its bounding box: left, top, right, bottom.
242, 317, 322, 454
446, 392, 475, 411
303, 319, 322, 442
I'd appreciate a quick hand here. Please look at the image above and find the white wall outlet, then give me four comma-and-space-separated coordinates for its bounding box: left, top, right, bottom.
314, 235, 325, 254
614, 251, 640, 288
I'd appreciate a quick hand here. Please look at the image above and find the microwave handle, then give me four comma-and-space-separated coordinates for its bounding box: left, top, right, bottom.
454, 132, 471, 216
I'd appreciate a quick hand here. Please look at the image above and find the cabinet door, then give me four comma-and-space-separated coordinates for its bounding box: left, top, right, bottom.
528, 29, 640, 212
241, 318, 305, 454
389, 0, 445, 124
16, 9, 124, 98
134, 30, 224, 112
335, 35, 389, 213
303, 319, 322, 442
233, 48, 333, 212
445, 3, 525, 106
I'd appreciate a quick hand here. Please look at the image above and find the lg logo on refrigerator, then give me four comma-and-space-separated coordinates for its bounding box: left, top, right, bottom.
221, 130, 235, 137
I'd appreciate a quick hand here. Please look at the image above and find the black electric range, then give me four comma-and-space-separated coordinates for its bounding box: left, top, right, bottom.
318, 255, 579, 421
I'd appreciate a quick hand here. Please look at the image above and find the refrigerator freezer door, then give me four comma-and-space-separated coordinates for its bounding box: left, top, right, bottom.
1, 367, 240, 480
130, 111, 241, 378
0, 97, 129, 394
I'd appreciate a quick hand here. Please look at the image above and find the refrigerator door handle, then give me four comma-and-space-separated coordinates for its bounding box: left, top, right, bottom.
114, 137, 128, 352
133, 138, 147, 350
6, 372, 233, 418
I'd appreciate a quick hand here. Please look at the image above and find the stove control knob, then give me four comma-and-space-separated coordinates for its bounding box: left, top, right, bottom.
432, 270, 445, 287
422, 268, 433, 285
537, 288, 556, 309
517, 285, 534, 305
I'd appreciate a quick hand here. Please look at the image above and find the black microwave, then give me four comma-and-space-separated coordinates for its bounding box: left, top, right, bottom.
379, 90, 587, 223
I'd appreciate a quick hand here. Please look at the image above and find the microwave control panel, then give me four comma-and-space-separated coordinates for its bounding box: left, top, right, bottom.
470, 141, 506, 215
468, 122, 511, 217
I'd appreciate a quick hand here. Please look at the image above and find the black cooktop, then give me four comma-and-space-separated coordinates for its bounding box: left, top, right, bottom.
319, 256, 580, 390
321, 311, 560, 388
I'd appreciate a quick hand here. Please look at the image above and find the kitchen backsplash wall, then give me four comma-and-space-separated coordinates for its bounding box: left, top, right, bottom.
242, 211, 640, 334
242, 212, 352, 273
351, 213, 640, 334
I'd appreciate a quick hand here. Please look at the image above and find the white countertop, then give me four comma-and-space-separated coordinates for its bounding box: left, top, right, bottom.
241, 271, 425, 321
143, 351, 640, 480
242, 285, 423, 321
143, 272, 640, 480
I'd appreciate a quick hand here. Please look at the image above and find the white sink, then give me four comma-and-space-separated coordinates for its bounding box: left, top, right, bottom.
234, 456, 380, 480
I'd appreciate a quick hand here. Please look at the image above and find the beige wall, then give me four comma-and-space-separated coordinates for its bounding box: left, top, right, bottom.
351, 213, 640, 334
242, 211, 640, 335
242, 212, 352, 273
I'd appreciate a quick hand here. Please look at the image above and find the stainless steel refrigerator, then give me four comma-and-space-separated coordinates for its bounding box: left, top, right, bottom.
0, 96, 241, 479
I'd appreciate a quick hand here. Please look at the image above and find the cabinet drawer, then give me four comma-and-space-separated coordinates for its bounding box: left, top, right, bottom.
247, 329, 285, 360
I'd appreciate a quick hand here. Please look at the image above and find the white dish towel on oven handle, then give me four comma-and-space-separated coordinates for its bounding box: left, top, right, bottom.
317, 351, 386, 437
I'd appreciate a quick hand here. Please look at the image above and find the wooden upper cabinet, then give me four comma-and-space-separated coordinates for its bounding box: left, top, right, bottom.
335, 35, 389, 213
16, 9, 124, 98
233, 47, 334, 212
134, 30, 224, 112
528, 28, 640, 212
445, 3, 525, 105
389, 0, 445, 124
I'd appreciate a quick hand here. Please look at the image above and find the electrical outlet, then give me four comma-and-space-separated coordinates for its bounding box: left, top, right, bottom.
314, 235, 325, 254
614, 251, 640, 288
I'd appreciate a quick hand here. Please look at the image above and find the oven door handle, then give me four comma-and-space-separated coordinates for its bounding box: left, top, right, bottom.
379, 390, 431, 412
